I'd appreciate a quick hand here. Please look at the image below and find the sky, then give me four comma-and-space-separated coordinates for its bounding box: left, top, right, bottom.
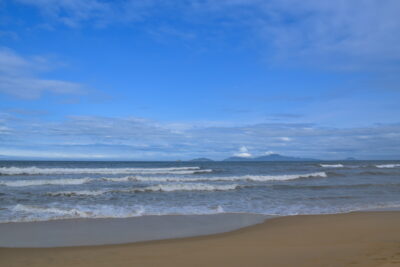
0, 0, 400, 160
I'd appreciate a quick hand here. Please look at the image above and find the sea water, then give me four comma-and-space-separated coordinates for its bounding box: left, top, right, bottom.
0, 160, 399, 223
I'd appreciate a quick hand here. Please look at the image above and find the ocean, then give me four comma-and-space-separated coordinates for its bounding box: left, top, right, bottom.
1, 160, 400, 223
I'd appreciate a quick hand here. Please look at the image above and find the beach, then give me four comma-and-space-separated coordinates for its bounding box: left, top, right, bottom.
1, 211, 400, 267
3, 0, 400, 265
1, 161, 400, 266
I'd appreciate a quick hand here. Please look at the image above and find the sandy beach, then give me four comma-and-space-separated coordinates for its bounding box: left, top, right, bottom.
1, 211, 400, 267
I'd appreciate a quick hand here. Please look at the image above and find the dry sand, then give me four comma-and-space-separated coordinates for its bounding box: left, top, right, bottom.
1, 211, 400, 267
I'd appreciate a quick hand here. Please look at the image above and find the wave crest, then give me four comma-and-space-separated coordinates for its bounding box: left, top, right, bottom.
0, 166, 208, 175
47, 190, 107, 197
123, 183, 240, 193
376, 164, 400, 168
126, 172, 327, 182
0, 178, 92, 187
320, 164, 344, 168
9, 204, 145, 222
47, 183, 240, 197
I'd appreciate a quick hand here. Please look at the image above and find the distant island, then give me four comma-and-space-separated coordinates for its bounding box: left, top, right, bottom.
223, 153, 317, 162
187, 154, 318, 162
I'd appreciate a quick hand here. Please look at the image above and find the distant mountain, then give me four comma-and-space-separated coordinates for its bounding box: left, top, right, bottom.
223, 154, 317, 162
189, 158, 214, 162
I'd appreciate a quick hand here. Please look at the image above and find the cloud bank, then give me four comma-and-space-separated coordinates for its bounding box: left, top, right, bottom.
1, 113, 399, 160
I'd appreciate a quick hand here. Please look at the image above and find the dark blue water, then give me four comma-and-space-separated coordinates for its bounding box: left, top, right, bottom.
0, 160, 399, 222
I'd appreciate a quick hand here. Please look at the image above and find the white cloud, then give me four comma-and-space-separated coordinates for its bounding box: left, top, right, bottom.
0, 47, 85, 99
233, 146, 252, 158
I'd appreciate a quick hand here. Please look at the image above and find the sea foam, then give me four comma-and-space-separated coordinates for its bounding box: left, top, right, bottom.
0, 166, 209, 175
47, 183, 240, 197
47, 190, 108, 197
125, 172, 327, 182
9, 204, 145, 222
119, 183, 240, 193
0, 178, 92, 187
6, 203, 226, 222
320, 164, 344, 168
0, 172, 327, 187
376, 164, 400, 168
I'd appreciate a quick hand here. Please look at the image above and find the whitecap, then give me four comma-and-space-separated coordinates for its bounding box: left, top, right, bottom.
47, 190, 107, 197
0, 166, 207, 175
126, 172, 328, 182
6, 204, 146, 222
320, 164, 344, 168
376, 164, 400, 168
0, 178, 92, 187
123, 183, 240, 193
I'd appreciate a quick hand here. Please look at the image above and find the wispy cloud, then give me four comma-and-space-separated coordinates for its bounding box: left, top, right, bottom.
15, 0, 400, 71
1, 113, 399, 160
15, 0, 112, 27
14, 0, 159, 27
0, 47, 85, 99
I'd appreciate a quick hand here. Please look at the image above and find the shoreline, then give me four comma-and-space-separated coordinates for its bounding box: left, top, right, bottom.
1, 211, 400, 266
0, 213, 269, 248
2, 207, 400, 248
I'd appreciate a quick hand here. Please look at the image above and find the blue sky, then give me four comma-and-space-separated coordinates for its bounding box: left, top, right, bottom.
0, 0, 400, 160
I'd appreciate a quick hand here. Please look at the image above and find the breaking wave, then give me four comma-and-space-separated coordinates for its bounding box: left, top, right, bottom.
376, 164, 400, 168
118, 183, 240, 193
9, 204, 146, 222
47, 190, 108, 197
320, 164, 344, 168
6, 204, 226, 222
0, 172, 327, 187
0, 166, 210, 175
124, 172, 328, 182
13, 204, 92, 217
0, 178, 92, 187
47, 183, 241, 197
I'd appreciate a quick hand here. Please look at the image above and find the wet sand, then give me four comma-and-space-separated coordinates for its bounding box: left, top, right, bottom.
0, 213, 268, 247
1, 212, 400, 266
